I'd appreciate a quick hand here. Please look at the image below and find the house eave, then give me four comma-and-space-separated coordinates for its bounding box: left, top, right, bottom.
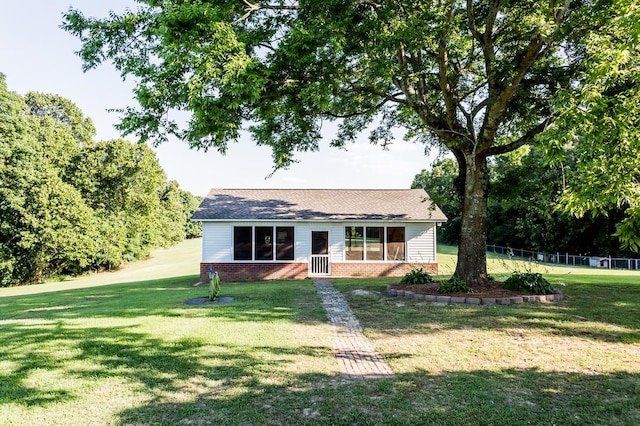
192, 218, 447, 223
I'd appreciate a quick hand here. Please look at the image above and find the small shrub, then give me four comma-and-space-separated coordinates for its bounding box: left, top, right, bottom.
438, 278, 471, 293
503, 272, 555, 295
400, 267, 434, 284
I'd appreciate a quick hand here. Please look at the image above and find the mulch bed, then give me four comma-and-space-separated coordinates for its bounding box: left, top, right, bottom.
389, 281, 534, 298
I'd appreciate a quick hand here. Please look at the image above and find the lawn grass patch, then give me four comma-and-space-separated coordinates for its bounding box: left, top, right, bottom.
1, 243, 639, 425
0, 277, 339, 425
333, 275, 640, 425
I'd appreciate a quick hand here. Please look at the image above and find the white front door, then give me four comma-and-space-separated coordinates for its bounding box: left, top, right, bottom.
309, 231, 330, 276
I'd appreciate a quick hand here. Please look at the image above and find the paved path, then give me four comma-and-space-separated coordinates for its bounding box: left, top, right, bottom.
314, 280, 395, 379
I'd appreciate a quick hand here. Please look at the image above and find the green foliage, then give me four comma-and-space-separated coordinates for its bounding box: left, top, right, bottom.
24, 91, 96, 146
541, 1, 640, 250
62, 1, 640, 282
411, 159, 460, 245
438, 278, 471, 294
0, 74, 201, 286
183, 192, 203, 239
400, 267, 434, 285
485, 148, 633, 256
503, 272, 556, 295
417, 145, 635, 256
614, 207, 640, 252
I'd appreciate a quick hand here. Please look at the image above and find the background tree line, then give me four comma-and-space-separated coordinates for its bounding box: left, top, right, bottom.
413, 148, 634, 258
0, 74, 201, 286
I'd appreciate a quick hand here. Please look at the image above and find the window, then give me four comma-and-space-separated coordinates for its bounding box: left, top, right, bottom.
387, 227, 405, 261
344, 226, 406, 261
255, 226, 274, 260
234, 227, 252, 260
311, 231, 329, 255
276, 227, 294, 260
366, 227, 384, 260
345, 226, 364, 260
234, 226, 295, 261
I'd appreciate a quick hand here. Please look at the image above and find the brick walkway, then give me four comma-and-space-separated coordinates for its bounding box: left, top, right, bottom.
314, 279, 395, 379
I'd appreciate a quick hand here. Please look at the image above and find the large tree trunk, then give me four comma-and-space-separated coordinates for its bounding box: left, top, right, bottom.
453, 153, 489, 285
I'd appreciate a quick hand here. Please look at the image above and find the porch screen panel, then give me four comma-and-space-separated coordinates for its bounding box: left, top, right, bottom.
234, 226, 252, 260
386, 227, 405, 261
255, 226, 274, 260
366, 227, 384, 260
345, 226, 364, 260
312, 231, 329, 255
276, 227, 294, 260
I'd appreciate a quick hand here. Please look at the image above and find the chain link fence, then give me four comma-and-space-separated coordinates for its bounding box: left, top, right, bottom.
486, 244, 640, 270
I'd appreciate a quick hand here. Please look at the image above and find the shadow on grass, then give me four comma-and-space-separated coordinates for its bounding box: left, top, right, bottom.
3, 312, 638, 424
114, 367, 640, 425
1, 276, 639, 424
0, 276, 328, 410
333, 279, 640, 344
0, 319, 332, 408
0, 275, 327, 325
0, 325, 75, 407
3, 313, 637, 424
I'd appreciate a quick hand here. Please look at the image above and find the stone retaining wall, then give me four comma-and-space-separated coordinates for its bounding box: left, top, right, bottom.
386, 285, 563, 305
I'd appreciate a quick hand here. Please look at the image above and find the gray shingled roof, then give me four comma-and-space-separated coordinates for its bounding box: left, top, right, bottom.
192, 189, 447, 222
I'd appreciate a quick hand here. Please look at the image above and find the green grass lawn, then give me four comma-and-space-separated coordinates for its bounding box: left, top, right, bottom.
1, 240, 639, 425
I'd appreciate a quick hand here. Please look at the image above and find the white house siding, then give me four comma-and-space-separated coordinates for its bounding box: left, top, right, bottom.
202, 221, 316, 263
202, 222, 233, 262
295, 223, 311, 262
330, 222, 437, 263
329, 224, 344, 262
406, 223, 437, 263
201, 221, 438, 264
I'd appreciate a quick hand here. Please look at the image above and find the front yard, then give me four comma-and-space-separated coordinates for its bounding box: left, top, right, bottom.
0, 241, 638, 425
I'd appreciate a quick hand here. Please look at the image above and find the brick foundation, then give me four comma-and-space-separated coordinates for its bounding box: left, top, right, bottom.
200, 261, 437, 282
200, 262, 309, 282
330, 262, 437, 278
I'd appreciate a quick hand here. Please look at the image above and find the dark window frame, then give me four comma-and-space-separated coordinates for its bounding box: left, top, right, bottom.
344, 225, 406, 262
233, 225, 295, 261
233, 226, 253, 260
345, 226, 364, 261
255, 226, 274, 260
276, 226, 295, 260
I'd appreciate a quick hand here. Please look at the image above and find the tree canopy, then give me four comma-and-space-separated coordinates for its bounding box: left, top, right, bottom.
63, 1, 640, 284
414, 150, 633, 257
0, 74, 201, 286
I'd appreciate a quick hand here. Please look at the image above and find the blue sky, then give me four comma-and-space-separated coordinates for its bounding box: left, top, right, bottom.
0, 0, 437, 196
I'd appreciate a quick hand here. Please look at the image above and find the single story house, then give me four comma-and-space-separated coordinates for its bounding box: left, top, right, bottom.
192, 188, 447, 282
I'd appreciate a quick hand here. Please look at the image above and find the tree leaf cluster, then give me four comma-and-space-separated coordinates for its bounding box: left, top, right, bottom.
0, 74, 201, 286
61, 0, 583, 163
414, 149, 634, 257
62, 1, 640, 282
